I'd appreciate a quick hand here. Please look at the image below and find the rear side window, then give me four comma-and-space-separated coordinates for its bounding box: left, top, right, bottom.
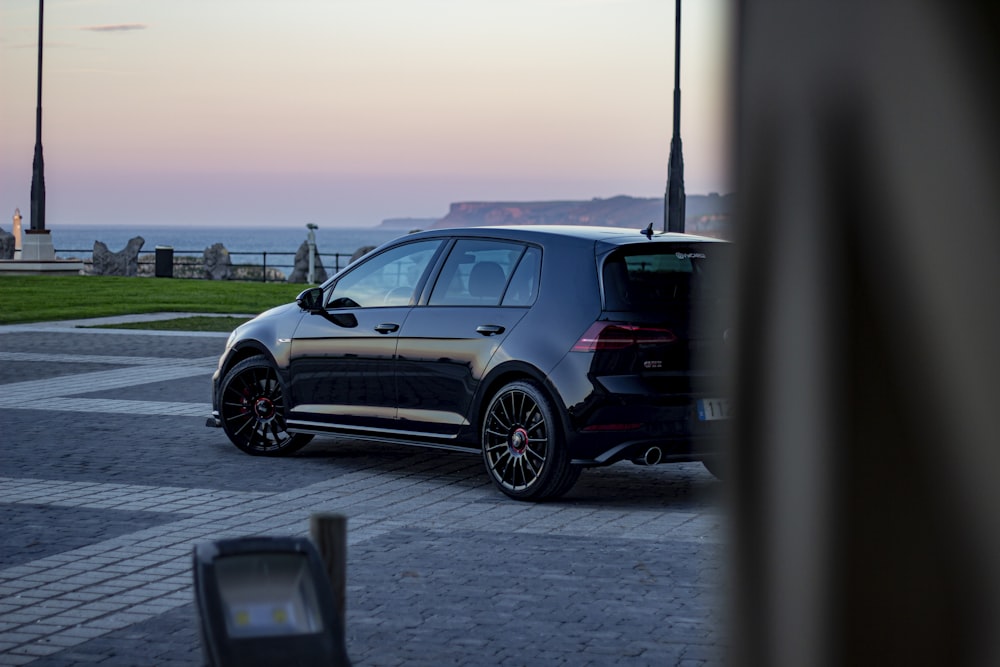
602, 244, 731, 311
429, 240, 529, 306
501, 246, 541, 306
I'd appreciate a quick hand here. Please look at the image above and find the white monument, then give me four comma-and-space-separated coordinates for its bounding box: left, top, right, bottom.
0, 207, 83, 275
12, 208, 22, 259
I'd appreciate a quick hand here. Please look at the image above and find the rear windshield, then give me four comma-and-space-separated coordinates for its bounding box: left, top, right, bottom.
601, 243, 732, 311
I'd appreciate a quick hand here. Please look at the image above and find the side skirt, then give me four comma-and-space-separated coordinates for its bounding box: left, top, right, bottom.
287, 420, 479, 455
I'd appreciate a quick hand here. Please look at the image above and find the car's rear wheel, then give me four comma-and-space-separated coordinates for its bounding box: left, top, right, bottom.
701, 456, 723, 479
219, 355, 313, 456
481, 380, 579, 501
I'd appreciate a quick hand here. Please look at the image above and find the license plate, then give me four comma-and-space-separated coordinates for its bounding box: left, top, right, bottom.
697, 398, 731, 421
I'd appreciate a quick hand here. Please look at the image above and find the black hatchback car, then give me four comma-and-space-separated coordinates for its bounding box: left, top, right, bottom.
209, 225, 732, 500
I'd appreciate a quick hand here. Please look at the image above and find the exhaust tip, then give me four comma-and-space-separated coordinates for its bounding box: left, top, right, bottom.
633, 446, 663, 466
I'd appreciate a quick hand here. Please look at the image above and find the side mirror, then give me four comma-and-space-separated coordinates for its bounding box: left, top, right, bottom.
296, 287, 324, 312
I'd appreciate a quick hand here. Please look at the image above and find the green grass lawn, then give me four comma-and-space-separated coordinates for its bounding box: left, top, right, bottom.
0, 275, 306, 327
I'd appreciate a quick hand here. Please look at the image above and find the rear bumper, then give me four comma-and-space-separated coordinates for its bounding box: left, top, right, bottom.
563, 394, 730, 466
568, 430, 727, 466
548, 352, 730, 465
569, 433, 725, 466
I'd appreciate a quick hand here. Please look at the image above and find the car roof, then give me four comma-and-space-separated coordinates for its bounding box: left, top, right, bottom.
404, 225, 727, 246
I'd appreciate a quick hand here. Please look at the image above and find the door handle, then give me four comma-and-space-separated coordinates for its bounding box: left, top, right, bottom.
374, 323, 400, 334
476, 324, 505, 336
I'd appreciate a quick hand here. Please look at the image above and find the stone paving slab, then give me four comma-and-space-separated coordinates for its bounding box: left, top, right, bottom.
71, 376, 212, 405
0, 319, 726, 666
0, 504, 176, 569
0, 361, 126, 385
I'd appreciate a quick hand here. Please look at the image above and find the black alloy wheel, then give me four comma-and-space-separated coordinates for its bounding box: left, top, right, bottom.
219, 355, 313, 456
701, 456, 724, 480
481, 380, 579, 500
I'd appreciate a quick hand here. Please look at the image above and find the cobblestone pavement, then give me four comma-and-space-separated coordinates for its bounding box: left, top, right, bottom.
0, 317, 726, 666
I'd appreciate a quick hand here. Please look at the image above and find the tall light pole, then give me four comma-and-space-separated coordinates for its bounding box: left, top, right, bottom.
664, 0, 686, 233
1, 0, 81, 272
30, 0, 46, 232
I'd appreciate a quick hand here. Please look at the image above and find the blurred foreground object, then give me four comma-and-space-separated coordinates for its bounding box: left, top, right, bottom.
193, 536, 350, 667
733, 2, 1000, 666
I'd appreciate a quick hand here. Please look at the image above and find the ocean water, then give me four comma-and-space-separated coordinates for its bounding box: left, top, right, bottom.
49, 225, 408, 265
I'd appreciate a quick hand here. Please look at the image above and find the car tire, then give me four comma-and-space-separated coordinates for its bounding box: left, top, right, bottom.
219, 355, 313, 456
481, 379, 577, 501
701, 456, 723, 479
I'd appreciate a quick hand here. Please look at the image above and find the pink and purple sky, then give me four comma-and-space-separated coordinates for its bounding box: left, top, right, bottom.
0, 0, 733, 228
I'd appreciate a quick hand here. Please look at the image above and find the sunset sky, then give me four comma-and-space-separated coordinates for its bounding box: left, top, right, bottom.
0, 0, 733, 228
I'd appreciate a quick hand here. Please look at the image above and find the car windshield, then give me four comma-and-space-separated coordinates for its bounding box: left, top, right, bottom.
601, 243, 732, 311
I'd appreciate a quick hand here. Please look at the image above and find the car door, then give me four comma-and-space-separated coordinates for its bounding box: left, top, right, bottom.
286, 239, 444, 434
393, 240, 540, 439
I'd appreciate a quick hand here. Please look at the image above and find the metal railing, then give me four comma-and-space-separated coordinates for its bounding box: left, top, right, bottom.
54, 248, 356, 283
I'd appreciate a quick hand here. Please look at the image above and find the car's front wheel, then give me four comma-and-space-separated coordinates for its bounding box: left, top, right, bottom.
481, 380, 580, 501
219, 355, 313, 456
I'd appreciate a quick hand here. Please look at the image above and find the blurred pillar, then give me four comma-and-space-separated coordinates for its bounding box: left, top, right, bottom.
732, 2, 1000, 667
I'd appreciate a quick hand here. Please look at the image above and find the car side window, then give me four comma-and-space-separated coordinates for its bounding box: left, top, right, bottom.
429, 240, 525, 306
501, 246, 541, 307
326, 240, 442, 308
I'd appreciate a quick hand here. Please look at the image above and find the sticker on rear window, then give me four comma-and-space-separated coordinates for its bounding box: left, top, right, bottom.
675, 252, 706, 260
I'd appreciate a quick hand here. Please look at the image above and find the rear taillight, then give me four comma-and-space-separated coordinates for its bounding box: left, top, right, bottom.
571, 322, 677, 352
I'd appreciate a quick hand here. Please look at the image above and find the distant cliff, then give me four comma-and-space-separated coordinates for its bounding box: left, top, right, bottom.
426, 194, 734, 238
